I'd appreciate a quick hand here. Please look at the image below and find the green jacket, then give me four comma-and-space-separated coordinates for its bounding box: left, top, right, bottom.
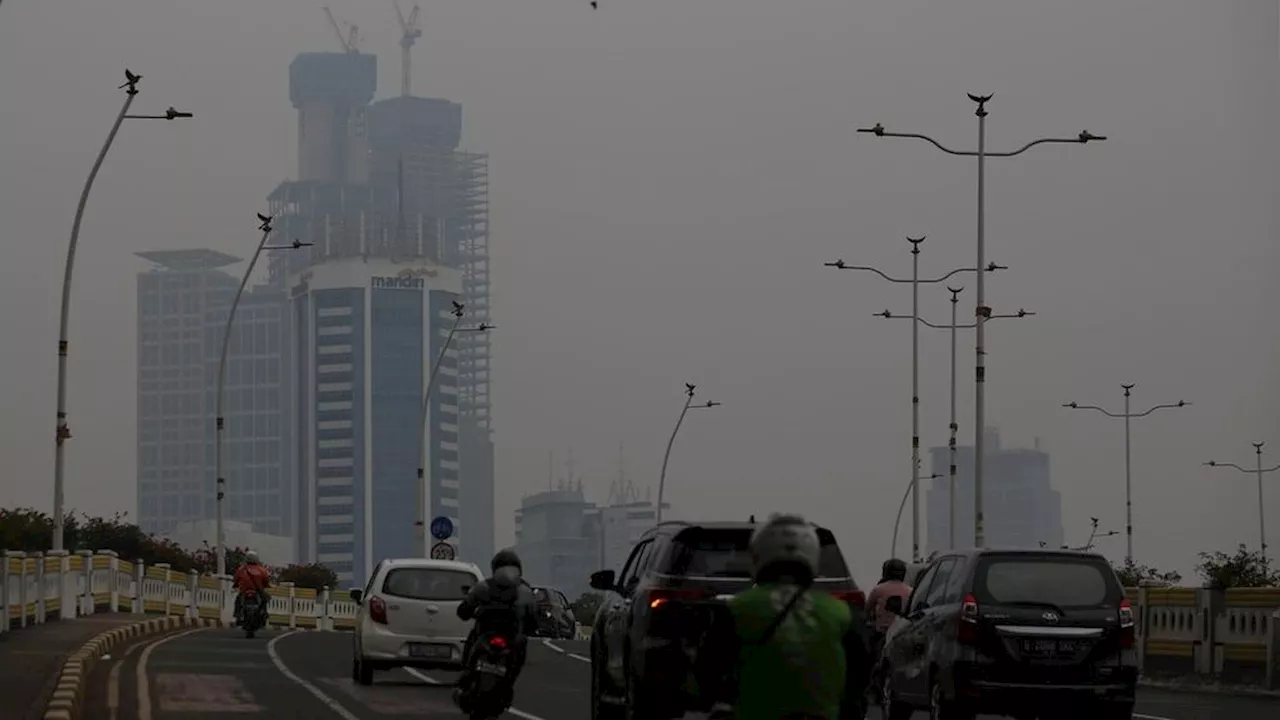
724, 583, 853, 720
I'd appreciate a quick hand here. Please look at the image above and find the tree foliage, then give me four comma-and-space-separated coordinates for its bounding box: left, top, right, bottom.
1112, 559, 1181, 588
1196, 544, 1280, 589
571, 591, 603, 625
277, 563, 339, 591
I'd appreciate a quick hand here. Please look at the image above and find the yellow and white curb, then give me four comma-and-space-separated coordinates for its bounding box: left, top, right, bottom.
42, 616, 225, 720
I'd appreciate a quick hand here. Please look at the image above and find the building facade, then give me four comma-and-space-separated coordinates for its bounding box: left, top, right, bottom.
136, 249, 291, 539
925, 428, 1064, 555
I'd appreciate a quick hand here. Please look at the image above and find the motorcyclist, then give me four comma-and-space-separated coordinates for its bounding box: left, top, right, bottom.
697, 513, 872, 720
864, 558, 913, 702
456, 549, 539, 686
232, 550, 271, 623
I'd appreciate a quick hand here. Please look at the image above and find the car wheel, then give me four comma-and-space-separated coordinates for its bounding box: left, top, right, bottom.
1099, 702, 1134, 720
928, 676, 974, 720
355, 654, 375, 686
881, 671, 911, 720
590, 645, 622, 720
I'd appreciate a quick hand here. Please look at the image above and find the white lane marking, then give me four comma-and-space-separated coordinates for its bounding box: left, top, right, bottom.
1134, 715, 1176, 720
541, 638, 566, 653
266, 629, 364, 720
108, 627, 165, 720
135, 627, 210, 720
569, 653, 590, 663
403, 667, 549, 720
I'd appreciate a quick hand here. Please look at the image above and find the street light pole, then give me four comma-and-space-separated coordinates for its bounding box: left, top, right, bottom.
655, 383, 721, 525
415, 302, 493, 556
825, 240, 1000, 561
1204, 442, 1280, 564
52, 69, 193, 551
858, 94, 1105, 549
214, 217, 312, 575
1062, 384, 1189, 563
893, 467, 942, 559
876, 303, 1033, 550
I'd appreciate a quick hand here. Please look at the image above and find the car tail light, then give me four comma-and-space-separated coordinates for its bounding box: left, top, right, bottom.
647, 588, 711, 610
958, 593, 979, 645
488, 635, 509, 650
830, 589, 866, 609
369, 595, 388, 625
1118, 598, 1135, 649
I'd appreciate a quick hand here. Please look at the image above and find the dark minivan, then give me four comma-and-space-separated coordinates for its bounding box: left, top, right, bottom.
880, 549, 1137, 720
587, 520, 863, 720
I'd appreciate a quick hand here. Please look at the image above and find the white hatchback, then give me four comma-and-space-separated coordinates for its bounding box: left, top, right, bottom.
349, 558, 485, 685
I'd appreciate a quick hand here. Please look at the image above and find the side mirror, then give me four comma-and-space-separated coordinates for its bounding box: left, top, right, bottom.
589, 569, 616, 592
885, 596, 904, 616
461, 585, 473, 594
348, 588, 363, 604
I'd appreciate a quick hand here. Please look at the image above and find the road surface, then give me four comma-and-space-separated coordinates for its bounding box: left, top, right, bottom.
84, 629, 1280, 719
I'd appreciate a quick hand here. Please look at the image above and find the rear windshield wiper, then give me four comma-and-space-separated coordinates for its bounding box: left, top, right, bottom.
1001, 600, 1067, 616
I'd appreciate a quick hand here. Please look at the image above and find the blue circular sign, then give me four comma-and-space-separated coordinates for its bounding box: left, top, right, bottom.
430, 516, 454, 541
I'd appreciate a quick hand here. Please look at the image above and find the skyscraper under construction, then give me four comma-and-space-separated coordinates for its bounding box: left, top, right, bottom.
270, 40, 493, 584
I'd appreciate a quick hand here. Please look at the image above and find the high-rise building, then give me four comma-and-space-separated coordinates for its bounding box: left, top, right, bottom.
135, 250, 291, 539
925, 428, 1064, 555
272, 49, 494, 584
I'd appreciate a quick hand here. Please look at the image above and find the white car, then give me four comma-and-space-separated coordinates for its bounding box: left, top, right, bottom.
349, 558, 485, 685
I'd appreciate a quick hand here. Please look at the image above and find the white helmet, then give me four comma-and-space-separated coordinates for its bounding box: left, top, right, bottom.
245, 550, 260, 564
749, 513, 821, 579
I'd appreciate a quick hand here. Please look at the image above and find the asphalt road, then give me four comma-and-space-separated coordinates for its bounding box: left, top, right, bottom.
83, 629, 1280, 719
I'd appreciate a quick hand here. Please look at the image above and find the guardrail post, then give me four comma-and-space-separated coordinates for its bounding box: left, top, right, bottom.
32, 552, 45, 625
132, 558, 146, 615
155, 563, 173, 616
187, 570, 199, 619
75, 549, 94, 616
46, 550, 72, 620
218, 574, 234, 626
97, 550, 120, 611
14, 551, 28, 628
0, 551, 9, 635
278, 582, 297, 629
320, 586, 331, 631
1136, 586, 1149, 672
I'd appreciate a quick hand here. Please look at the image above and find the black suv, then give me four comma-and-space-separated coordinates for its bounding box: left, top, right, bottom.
587, 520, 863, 720
879, 548, 1137, 720
531, 585, 577, 639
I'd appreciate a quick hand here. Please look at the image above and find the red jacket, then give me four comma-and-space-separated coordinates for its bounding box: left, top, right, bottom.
234, 563, 271, 596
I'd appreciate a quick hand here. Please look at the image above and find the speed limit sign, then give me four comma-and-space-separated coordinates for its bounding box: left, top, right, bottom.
430, 541, 456, 561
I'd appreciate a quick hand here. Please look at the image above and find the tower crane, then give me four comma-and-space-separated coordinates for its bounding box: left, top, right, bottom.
323, 6, 360, 54
395, 2, 423, 97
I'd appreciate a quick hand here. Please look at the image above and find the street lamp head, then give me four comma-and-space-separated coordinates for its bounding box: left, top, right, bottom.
876, 309, 891, 318
824, 259, 847, 269
967, 93, 993, 104
1176, 400, 1189, 407
1078, 130, 1107, 143
986, 262, 1008, 272
1062, 402, 1078, 409
856, 123, 886, 137
164, 107, 194, 120
451, 301, 465, 318
290, 239, 313, 249
1015, 309, 1032, 317
685, 383, 697, 398
703, 401, 722, 408
1204, 461, 1217, 467
1255, 441, 1265, 451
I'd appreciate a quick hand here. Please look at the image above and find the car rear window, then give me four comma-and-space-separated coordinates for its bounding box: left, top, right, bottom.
670, 527, 851, 579
381, 568, 476, 601
974, 556, 1119, 608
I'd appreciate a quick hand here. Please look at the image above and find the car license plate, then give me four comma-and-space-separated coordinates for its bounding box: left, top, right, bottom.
476, 660, 507, 676
408, 643, 453, 659
1021, 638, 1077, 656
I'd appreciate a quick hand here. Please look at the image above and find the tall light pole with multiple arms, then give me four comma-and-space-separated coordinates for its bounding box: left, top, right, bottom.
856, 93, 1106, 548
1062, 384, 1189, 563
52, 69, 193, 551
415, 302, 493, 556
1204, 442, 1280, 564
214, 216, 313, 575
655, 383, 721, 525
876, 301, 1034, 551
824, 237, 1000, 561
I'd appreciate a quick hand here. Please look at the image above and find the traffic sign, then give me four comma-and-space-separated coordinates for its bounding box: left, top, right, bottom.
430, 516, 454, 541
430, 541, 456, 561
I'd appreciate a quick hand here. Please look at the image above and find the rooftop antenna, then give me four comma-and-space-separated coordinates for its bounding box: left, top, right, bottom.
323, 7, 360, 53
394, 2, 423, 97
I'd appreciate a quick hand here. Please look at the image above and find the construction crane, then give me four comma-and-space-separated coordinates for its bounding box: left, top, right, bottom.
323, 6, 360, 54
395, 1, 423, 97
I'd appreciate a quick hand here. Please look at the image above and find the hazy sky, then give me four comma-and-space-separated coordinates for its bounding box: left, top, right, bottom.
1, 1, 1277, 583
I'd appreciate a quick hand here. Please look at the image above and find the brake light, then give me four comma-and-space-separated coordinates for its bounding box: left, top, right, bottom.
488, 635, 508, 650
647, 588, 711, 609
830, 589, 866, 609
1118, 598, 1135, 649
369, 595, 388, 625
957, 593, 979, 645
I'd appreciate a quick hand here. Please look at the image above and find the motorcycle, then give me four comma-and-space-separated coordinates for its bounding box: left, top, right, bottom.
454, 633, 517, 720
239, 590, 268, 638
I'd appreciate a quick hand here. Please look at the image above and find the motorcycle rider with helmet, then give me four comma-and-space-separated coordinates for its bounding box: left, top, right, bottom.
696, 513, 872, 720
232, 550, 271, 624
455, 549, 540, 691
865, 558, 913, 701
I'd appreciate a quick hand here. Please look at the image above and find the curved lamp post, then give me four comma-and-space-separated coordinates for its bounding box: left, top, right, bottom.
893, 467, 942, 560
1204, 441, 1280, 564
824, 239, 999, 562
857, 94, 1105, 548
655, 383, 721, 525
415, 301, 493, 556
52, 69, 193, 551
214, 215, 312, 575
1062, 384, 1189, 564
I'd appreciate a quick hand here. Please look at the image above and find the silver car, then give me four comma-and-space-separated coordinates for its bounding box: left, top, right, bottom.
349, 558, 485, 685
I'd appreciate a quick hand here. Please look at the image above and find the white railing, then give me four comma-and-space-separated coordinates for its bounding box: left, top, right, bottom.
1, 549, 360, 633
